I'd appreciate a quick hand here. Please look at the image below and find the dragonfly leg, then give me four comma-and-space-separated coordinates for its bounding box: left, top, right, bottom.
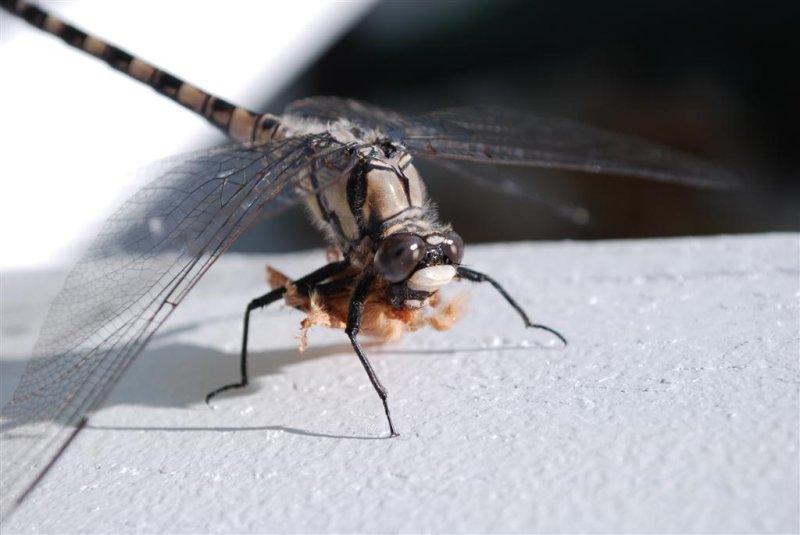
206, 260, 350, 403
456, 266, 567, 346
345, 272, 399, 437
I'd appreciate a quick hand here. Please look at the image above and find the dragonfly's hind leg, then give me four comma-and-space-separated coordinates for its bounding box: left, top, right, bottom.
456, 266, 567, 346
206, 260, 350, 403
345, 272, 398, 437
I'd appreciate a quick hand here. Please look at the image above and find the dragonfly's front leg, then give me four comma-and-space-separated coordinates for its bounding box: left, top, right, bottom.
456, 266, 567, 346
206, 260, 350, 403
345, 271, 398, 437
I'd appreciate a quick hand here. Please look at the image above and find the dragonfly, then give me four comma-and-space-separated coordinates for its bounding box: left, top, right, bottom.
0, 0, 737, 519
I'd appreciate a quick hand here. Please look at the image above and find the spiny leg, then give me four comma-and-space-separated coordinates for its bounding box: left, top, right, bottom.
345, 272, 398, 437
205, 287, 285, 402
457, 266, 567, 346
206, 260, 350, 403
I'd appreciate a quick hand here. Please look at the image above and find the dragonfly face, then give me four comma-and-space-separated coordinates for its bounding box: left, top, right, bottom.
376, 230, 464, 310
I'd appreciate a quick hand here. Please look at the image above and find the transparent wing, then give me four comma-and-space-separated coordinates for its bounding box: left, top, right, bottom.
284, 98, 738, 189
388, 106, 739, 189
283, 96, 404, 130
425, 158, 591, 224
0, 134, 354, 518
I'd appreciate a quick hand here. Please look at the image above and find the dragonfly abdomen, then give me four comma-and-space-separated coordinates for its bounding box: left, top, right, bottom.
3, 0, 281, 144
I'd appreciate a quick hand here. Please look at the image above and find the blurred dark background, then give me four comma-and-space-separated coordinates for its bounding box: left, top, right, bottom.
237, 0, 798, 253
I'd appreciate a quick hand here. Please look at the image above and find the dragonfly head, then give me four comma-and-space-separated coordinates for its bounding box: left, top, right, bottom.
374, 230, 464, 309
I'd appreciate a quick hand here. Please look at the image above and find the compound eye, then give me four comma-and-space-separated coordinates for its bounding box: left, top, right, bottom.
443, 231, 464, 264
375, 234, 426, 282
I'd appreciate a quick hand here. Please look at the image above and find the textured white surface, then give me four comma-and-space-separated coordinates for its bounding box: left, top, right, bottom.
1, 234, 798, 533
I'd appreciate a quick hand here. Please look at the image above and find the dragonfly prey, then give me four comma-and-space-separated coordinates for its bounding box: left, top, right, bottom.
0, 0, 737, 519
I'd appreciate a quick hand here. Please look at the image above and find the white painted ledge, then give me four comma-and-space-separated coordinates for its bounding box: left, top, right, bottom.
1, 233, 798, 533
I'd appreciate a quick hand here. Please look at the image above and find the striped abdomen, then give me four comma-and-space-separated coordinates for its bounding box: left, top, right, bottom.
2, 0, 281, 144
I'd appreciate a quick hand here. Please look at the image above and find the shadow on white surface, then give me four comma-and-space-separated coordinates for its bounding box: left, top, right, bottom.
1, 236, 797, 533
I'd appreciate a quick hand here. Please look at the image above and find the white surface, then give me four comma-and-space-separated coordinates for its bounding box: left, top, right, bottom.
0, 0, 373, 269
1, 234, 798, 533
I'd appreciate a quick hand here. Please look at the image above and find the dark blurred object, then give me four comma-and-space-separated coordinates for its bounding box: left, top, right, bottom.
235, 0, 799, 253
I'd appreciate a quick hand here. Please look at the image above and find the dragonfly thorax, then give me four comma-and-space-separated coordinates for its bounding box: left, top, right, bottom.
303, 141, 464, 309
306, 144, 437, 257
